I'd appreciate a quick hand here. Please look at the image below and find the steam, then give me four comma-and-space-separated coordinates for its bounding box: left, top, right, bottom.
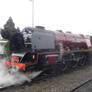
0, 59, 42, 88
0, 59, 31, 88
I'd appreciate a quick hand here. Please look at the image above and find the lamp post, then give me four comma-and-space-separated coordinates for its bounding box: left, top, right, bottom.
30, 0, 34, 28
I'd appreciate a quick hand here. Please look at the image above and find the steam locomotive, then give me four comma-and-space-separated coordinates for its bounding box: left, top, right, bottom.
6, 26, 92, 73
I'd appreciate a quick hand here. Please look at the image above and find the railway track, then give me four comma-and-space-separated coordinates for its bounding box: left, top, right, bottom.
70, 78, 92, 92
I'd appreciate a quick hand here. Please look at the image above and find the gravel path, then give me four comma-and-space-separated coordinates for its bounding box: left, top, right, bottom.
1, 62, 92, 92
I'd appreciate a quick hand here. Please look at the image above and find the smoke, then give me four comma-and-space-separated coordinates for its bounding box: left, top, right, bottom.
0, 59, 31, 88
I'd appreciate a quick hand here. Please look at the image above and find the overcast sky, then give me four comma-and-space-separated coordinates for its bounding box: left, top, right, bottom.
0, 0, 92, 35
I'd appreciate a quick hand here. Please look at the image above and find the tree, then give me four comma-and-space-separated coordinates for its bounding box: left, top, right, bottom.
4, 41, 10, 56
1, 17, 20, 40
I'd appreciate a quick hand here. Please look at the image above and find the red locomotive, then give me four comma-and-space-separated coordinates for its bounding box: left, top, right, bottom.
5, 26, 92, 74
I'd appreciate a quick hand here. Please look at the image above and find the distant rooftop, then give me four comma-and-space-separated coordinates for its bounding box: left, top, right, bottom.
0, 40, 7, 43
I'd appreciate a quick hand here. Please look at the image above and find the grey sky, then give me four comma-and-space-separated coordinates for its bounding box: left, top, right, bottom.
0, 0, 92, 35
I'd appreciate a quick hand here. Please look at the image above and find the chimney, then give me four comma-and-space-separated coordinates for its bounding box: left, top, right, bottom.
36, 26, 45, 30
